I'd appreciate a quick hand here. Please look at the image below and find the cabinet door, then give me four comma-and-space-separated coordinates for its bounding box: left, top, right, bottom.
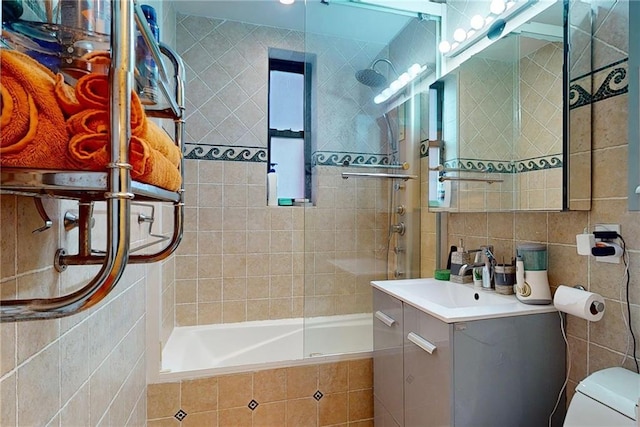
373, 289, 404, 427
403, 304, 451, 427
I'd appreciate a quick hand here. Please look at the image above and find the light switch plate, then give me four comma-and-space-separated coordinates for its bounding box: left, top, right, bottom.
594, 224, 621, 264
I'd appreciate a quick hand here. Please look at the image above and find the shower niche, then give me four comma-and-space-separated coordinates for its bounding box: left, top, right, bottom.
428, 1, 592, 212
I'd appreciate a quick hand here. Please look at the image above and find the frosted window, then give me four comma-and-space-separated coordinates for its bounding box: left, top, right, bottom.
269, 70, 304, 132
270, 137, 305, 199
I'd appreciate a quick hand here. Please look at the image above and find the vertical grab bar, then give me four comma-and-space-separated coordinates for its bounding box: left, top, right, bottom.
0, 0, 134, 321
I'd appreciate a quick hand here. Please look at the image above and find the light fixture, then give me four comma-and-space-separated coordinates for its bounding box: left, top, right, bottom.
470, 14, 485, 30
490, 0, 506, 15
453, 28, 467, 42
438, 0, 533, 58
374, 63, 428, 104
279, 0, 295, 4
438, 40, 451, 53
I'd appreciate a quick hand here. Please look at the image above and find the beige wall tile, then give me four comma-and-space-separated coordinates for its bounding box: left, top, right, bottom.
182, 377, 218, 413
198, 302, 223, 325
0, 196, 16, 280
514, 212, 548, 243
253, 401, 286, 427
319, 392, 348, 426
219, 407, 252, 427
176, 303, 198, 326
286, 398, 318, 427
183, 411, 218, 427
218, 373, 253, 410
1, 373, 16, 427
348, 359, 373, 390
348, 389, 373, 422
17, 343, 60, 427
287, 365, 319, 399
222, 300, 246, 323
254, 368, 287, 403
319, 362, 348, 394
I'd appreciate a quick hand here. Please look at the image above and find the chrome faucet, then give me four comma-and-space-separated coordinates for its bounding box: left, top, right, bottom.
457, 261, 483, 277
458, 245, 496, 283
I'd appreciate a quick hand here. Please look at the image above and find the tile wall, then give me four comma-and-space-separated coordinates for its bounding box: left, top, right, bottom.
147, 358, 374, 427
448, 0, 639, 399
171, 13, 416, 326
0, 198, 158, 426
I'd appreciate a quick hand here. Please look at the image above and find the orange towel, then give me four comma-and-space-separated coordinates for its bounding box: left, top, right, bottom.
74, 73, 147, 136
66, 109, 110, 135
0, 49, 70, 169
144, 120, 182, 167
54, 73, 83, 117
67, 132, 182, 191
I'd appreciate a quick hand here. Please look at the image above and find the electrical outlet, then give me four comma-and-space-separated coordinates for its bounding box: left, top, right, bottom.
594, 223, 621, 264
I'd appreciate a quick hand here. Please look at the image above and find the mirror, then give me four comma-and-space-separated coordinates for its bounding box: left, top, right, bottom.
428, 1, 592, 212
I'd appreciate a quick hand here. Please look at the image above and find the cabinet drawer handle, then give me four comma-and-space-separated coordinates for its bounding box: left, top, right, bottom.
407, 332, 437, 354
375, 310, 396, 327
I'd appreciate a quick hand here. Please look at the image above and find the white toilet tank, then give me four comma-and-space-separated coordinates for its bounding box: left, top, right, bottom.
564, 367, 640, 427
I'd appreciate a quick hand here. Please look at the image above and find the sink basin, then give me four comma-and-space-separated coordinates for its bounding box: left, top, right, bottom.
371, 278, 556, 323
411, 281, 515, 308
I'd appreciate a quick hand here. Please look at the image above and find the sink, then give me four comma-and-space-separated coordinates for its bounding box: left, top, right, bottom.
371, 278, 556, 323
411, 281, 515, 308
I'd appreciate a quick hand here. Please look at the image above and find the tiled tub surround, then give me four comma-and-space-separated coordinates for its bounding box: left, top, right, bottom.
172, 11, 414, 327
148, 358, 374, 427
448, 0, 639, 400
175, 160, 391, 326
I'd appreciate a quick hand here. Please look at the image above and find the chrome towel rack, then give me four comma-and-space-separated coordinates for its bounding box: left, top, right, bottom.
0, 0, 185, 321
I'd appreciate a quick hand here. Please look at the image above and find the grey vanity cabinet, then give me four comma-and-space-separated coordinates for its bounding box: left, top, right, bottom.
403, 303, 451, 426
373, 289, 404, 427
373, 288, 566, 427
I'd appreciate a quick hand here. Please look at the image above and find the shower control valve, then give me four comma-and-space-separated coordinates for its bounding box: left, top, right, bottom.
391, 222, 406, 235
395, 205, 406, 215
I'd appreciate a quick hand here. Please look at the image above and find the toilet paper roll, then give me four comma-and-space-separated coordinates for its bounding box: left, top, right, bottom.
553, 285, 605, 321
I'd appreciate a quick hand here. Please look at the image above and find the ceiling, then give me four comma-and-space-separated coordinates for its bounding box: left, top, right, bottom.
170, 0, 421, 45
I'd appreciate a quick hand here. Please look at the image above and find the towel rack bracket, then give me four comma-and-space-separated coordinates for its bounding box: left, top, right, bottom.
54, 249, 68, 272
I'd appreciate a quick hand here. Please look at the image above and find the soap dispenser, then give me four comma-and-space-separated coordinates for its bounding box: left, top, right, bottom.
267, 163, 278, 206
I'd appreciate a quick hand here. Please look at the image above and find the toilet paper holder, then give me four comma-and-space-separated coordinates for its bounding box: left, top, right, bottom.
571, 285, 605, 314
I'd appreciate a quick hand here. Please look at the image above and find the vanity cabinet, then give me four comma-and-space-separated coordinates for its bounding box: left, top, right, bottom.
373, 289, 404, 427
373, 288, 566, 427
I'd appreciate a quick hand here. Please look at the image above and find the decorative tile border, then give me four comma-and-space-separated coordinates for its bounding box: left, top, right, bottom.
420, 140, 429, 158
570, 58, 628, 109
445, 155, 562, 174
183, 143, 267, 162
515, 155, 563, 172
312, 151, 394, 167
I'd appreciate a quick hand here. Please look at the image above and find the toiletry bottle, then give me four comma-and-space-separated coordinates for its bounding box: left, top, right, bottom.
267, 163, 278, 206
136, 4, 159, 105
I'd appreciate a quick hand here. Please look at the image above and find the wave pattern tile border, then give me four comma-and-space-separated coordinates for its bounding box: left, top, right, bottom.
444, 155, 563, 174
184, 144, 267, 162
570, 58, 628, 109
312, 151, 393, 167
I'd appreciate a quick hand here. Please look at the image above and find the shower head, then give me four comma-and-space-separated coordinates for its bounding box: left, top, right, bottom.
355, 58, 399, 88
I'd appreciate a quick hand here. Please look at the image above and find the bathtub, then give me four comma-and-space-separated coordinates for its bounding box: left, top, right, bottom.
158, 313, 373, 381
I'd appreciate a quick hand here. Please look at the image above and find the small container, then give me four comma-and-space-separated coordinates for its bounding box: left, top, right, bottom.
494, 264, 516, 295
473, 266, 483, 288
434, 269, 451, 281
267, 163, 278, 206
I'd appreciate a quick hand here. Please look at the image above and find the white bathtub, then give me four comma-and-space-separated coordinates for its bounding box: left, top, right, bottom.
158, 313, 373, 381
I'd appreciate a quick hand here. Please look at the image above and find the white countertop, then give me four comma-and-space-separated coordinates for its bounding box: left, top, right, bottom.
371, 278, 557, 323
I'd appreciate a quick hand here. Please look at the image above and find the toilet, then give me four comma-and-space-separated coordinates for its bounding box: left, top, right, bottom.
564, 367, 640, 426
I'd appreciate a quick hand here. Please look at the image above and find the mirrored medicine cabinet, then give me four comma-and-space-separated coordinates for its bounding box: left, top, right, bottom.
427, 1, 592, 212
